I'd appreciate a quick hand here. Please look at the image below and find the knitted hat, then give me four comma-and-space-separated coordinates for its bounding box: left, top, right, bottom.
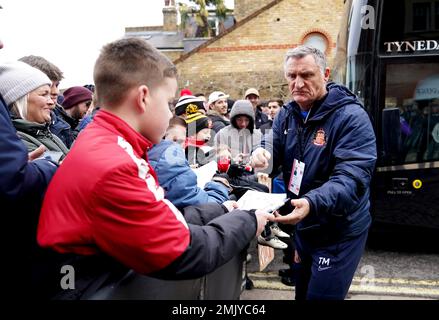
0, 61, 51, 106
62, 86, 93, 110
174, 95, 206, 116
185, 112, 212, 135
180, 88, 192, 97
244, 88, 260, 98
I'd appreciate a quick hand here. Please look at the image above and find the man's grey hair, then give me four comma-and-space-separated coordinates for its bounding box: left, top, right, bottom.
284, 46, 327, 75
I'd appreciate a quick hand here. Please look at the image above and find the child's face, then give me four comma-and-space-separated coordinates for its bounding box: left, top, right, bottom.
196, 128, 211, 142
235, 115, 250, 129
142, 77, 177, 143
165, 124, 186, 147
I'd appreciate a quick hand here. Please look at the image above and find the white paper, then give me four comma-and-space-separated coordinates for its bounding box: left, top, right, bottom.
192, 160, 218, 188
237, 190, 287, 211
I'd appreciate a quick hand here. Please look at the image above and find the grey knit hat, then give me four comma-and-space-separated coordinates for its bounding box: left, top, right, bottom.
230, 100, 255, 120
0, 61, 51, 106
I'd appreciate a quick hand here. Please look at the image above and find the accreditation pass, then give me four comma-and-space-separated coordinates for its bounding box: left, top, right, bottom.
288, 159, 305, 196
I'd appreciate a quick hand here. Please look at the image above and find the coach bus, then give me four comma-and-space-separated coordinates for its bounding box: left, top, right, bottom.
332, 0, 439, 242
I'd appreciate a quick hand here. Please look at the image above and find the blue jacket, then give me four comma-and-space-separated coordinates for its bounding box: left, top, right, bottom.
148, 140, 229, 209
50, 105, 78, 148
262, 83, 377, 242
0, 95, 57, 201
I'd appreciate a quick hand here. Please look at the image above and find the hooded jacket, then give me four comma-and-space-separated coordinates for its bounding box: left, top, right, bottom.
37, 109, 257, 279
215, 101, 262, 159
148, 139, 229, 210
262, 83, 377, 243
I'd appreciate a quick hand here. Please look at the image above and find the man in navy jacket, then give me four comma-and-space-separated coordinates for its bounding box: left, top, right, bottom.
252, 46, 377, 300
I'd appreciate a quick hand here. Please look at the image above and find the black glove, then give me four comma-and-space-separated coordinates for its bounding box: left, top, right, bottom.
227, 163, 254, 178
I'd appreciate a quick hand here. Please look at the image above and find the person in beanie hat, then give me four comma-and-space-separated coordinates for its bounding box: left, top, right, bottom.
148, 116, 230, 209
174, 95, 206, 117
184, 110, 215, 167
62, 86, 93, 122
19, 55, 77, 148
0, 61, 68, 160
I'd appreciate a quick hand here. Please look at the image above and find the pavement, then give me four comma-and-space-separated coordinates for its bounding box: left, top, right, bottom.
240, 238, 439, 300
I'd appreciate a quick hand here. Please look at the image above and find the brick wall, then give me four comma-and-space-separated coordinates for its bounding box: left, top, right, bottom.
163, 50, 183, 62
175, 0, 344, 99
234, 0, 274, 22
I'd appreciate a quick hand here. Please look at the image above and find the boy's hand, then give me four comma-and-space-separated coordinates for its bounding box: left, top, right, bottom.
250, 148, 271, 169
254, 209, 275, 237
273, 198, 310, 225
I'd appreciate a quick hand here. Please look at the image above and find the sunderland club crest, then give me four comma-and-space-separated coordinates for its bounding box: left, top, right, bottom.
313, 128, 326, 146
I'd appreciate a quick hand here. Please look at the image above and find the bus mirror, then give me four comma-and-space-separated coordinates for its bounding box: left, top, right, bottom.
382, 108, 401, 162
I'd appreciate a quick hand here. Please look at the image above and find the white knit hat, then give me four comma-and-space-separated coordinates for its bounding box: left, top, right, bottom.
0, 61, 51, 106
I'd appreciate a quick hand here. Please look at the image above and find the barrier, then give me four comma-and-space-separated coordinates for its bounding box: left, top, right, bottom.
87, 251, 246, 300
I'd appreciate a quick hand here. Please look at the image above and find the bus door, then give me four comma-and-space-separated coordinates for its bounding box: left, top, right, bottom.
373, 56, 439, 229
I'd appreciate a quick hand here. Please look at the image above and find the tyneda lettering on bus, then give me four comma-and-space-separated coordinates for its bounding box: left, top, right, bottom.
383, 40, 439, 53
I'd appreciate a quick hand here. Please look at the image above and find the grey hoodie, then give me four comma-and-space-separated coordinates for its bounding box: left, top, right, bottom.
214, 100, 262, 159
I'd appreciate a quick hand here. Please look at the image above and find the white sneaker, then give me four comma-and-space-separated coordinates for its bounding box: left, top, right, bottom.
258, 235, 288, 249
270, 224, 290, 238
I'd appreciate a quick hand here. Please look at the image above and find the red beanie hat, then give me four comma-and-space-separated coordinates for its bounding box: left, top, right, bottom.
62, 86, 93, 110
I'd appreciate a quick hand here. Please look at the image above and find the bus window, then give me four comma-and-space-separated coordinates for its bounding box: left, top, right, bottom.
383, 64, 439, 163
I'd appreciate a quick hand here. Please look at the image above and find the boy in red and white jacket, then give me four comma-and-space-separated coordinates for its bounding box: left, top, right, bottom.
37, 38, 272, 291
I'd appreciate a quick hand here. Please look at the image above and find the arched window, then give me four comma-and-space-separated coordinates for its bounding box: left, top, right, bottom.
302, 32, 329, 53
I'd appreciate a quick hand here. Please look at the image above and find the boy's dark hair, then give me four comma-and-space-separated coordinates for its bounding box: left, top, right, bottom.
268, 99, 284, 106
19, 55, 64, 82
169, 115, 187, 129
94, 38, 177, 108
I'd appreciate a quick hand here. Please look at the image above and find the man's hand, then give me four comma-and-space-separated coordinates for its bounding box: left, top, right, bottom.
28, 145, 46, 162
254, 209, 275, 237
250, 147, 271, 169
273, 198, 310, 225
